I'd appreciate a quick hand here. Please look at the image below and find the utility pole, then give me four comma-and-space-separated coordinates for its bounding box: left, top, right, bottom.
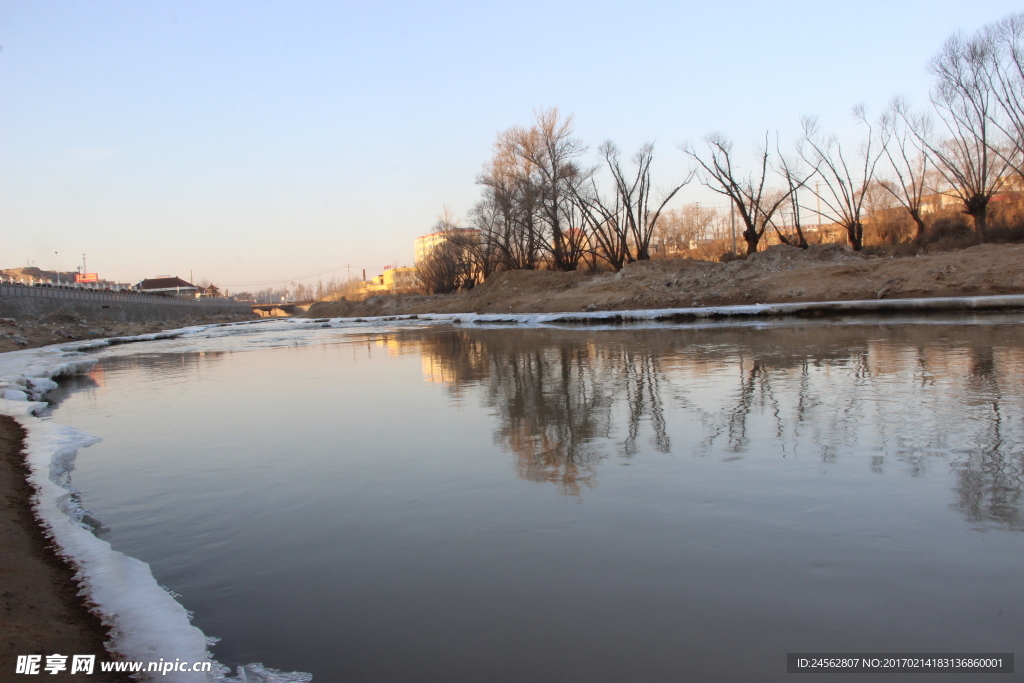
54, 252, 59, 284
693, 202, 701, 253
730, 203, 737, 255
815, 181, 822, 229
82, 254, 87, 274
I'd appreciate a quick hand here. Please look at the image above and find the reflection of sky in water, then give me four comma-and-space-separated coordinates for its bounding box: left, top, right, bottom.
43, 320, 1024, 682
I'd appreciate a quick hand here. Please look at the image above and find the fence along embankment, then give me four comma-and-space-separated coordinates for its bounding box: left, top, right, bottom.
0, 284, 253, 323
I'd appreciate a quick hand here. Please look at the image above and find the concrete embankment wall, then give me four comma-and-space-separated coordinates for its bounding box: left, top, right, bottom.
0, 284, 254, 323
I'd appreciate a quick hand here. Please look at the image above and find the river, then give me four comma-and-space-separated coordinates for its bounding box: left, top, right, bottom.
40, 316, 1024, 681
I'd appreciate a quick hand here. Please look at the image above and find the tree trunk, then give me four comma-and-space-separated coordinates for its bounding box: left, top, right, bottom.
847, 222, 864, 251
744, 231, 760, 256
909, 209, 925, 241
965, 194, 989, 240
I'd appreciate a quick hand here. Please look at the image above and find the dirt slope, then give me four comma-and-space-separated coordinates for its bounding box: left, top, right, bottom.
307, 243, 1024, 318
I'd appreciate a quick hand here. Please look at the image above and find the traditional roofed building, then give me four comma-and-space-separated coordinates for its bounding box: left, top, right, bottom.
135, 276, 200, 297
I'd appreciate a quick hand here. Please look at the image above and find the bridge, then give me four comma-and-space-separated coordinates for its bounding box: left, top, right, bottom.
251, 302, 313, 317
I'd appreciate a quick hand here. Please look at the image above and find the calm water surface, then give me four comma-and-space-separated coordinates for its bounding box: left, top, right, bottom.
43, 320, 1024, 681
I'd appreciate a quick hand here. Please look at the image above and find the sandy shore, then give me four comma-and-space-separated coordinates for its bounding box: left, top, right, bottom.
0, 415, 130, 681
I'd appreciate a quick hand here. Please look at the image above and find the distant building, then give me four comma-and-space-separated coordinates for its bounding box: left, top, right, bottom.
414, 228, 481, 264
919, 191, 962, 215
382, 267, 419, 292
135, 276, 200, 297
359, 267, 420, 295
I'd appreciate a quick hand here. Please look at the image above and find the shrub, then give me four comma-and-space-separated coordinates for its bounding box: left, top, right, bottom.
921, 216, 979, 252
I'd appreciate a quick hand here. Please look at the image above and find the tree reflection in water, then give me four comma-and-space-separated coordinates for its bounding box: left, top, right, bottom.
951, 346, 1024, 530
380, 321, 1024, 528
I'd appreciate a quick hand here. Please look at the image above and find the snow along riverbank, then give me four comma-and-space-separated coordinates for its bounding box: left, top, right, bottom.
0, 324, 311, 683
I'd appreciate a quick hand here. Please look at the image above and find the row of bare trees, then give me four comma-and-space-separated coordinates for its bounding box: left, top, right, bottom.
234, 277, 356, 303
469, 109, 692, 274
688, 12, 1024, 254
419, 109, 692, 292
417, 12, 1024, 293
682, 109, 886, 255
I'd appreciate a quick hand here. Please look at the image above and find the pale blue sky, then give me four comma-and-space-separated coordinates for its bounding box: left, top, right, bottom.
2, 1, 1019, 287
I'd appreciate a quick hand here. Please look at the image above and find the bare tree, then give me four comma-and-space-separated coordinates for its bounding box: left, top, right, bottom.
879, 100, 930, 239
799, 108, 883, 251
466, 198, 510, 276
983, 13, 1024, 177
684, 133, 789, 256
535, 109, 592, 270
508, 108, 590, 270
417, 240, 465, 294
910, 31, 1012, 238
476, 109, 591, 271
435, 204, 459, 232
477, 137, 545, 271
773, 150, 812, 248
573, 173, 632, 271
862, 178, 918, 245
600, 141, 691, 261
570, 141, 689, 270
417, 209, 482, 294
654, 203, 718, 254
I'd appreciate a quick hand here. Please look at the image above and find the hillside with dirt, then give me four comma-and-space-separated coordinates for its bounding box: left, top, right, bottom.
305, 243, 1024, 319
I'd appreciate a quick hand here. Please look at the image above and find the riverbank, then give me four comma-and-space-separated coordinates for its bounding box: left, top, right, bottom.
0, 312, 257, 353
0, 415, 129, 681
306, 243, 1024, 318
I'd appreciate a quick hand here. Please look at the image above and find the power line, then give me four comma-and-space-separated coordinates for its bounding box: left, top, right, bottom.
219, 263, 376, 288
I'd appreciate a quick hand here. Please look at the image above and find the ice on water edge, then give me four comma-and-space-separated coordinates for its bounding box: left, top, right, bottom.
0, 331, 313, 682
